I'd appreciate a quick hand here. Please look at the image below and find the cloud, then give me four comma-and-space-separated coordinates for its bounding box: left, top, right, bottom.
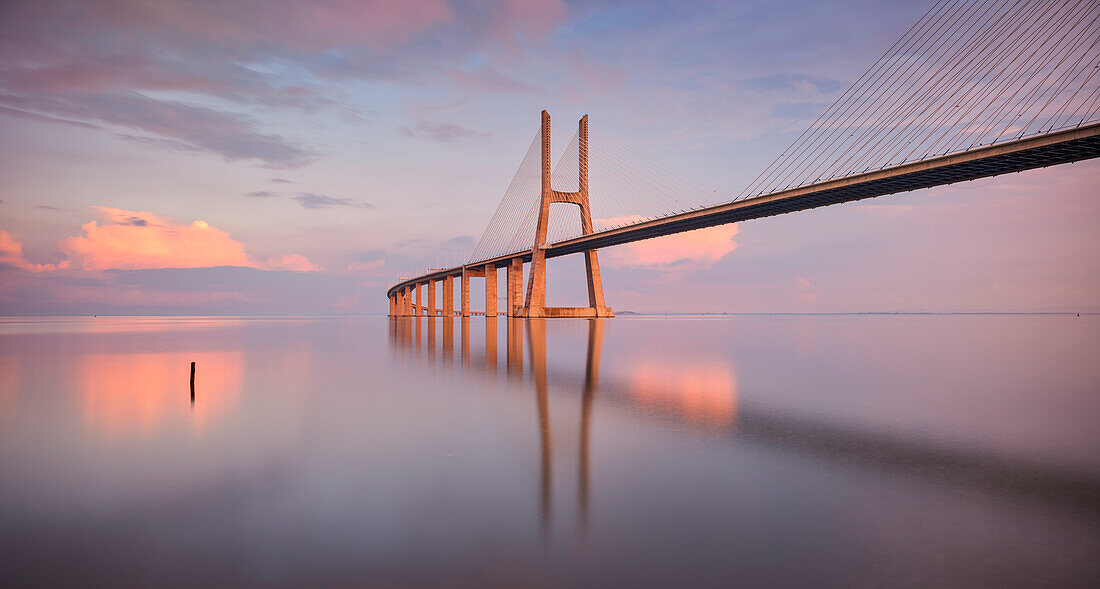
0, 106, 100, 129
6, 206, 323, 276
268, 178, 293, 184
0, 92, 316, 167
59, 207, 254, 270
1, 208, 348, 313
0, 230, 69, 271
70, 0, 456, 53
330, 295, 360, 309
345, 259, 386, 275
0, 0, 569, 169
740, 74, 844, 94
266, 254, 320, 272
599, 216, 739, 271
292, 193, 371, 209
245, 191, 277, 198
792, 276, 819, 303
444, 67, 542, 94
399, 120, 491, 143
0, 266, 375, 315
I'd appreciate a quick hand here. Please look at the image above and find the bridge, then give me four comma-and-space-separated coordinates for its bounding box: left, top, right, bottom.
388, 0, 1100, 317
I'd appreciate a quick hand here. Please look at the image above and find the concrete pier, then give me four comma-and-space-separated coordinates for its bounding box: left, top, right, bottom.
460, 270, 471, 317
508, 258, 522, 317
443, 275, 454, 316
484, 264, 497, 317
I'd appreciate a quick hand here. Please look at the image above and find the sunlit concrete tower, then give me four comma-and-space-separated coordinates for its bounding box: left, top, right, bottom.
518, 111, 613, 318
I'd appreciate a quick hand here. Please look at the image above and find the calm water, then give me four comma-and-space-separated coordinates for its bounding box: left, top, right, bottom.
1, 314, 1098, 587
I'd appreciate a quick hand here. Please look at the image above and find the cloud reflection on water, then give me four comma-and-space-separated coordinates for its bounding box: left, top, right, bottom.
79, 351, 241, 437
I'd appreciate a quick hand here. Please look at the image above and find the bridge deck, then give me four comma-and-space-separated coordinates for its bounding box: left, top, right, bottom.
388, 122, 1100, 298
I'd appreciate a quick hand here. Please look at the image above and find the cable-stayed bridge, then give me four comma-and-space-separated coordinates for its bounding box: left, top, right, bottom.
388, 0, 1100, 318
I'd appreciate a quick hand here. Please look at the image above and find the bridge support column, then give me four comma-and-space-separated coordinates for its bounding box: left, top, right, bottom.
484, 264, 497, 317
427, 280, 436, 317
460, 269, 471, 317
415, 283, 423, 317
520, 111, 612, 318
443, 275, 454, 316
389, 295, 395, 317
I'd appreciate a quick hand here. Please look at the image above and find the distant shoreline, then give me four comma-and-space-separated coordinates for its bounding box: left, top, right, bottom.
0, 312, 1096, 318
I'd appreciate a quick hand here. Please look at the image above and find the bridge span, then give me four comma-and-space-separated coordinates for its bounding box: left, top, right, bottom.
387, 120, 1100, 318
388, 0, 1100, 318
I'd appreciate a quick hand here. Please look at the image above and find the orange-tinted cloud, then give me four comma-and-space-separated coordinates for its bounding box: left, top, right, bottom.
60, 207, 253, 270
599, 216, 739, 271
0, 230, 69, 271
266, 253, 319, 272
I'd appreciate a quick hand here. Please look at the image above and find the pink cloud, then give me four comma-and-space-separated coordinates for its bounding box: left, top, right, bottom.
792, 276, 819, 303
17, 1, 454, 53
0, 230, 69, 272
266, 254, 320, 273
59, 207, 254, 271
7, 207, 320, 275
599, 216, 739, 271
486, 0, 566, 49
345, 259, 387, 275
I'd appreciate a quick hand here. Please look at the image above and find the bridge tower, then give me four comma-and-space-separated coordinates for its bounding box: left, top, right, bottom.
518, 111, 613, 318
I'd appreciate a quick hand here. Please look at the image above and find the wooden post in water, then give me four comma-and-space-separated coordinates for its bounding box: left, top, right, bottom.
190, 361, 196, 404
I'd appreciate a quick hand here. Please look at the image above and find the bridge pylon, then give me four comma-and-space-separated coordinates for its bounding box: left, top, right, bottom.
518, 111, 613, 318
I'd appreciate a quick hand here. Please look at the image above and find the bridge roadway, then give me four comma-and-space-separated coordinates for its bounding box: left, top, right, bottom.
387, 121, 1100, 303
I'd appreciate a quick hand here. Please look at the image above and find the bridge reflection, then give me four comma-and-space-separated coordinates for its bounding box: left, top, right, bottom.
391, 316, 614, 536
389, 317, 1100, 534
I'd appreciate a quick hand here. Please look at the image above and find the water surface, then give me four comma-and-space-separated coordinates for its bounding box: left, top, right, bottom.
1, 314, 1097, 587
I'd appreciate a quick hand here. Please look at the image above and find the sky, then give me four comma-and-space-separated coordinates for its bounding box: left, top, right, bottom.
0, 0, 1097, 315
